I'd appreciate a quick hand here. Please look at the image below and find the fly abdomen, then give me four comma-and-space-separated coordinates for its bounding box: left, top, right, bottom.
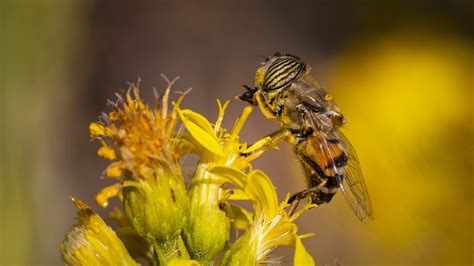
310, 152, 348, 204
296, 153, 342, 205
326, 153, 348, 169
310, 174, 341, 205
295, 137, 349, 205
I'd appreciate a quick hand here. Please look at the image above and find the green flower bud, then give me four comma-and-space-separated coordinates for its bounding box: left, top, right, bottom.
60, 198, 138, 266
122, 170, 190, 263
123, 171, 188, 241
184, 164, 230, 265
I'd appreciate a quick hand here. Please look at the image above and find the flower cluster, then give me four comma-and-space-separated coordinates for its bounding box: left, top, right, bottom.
61, 78, 315, 265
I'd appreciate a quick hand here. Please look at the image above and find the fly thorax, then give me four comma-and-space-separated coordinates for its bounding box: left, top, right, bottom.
263, 89, 284, 104
315, 113, 335, 132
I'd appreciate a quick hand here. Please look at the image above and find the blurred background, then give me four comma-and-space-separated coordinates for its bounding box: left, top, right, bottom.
0, 0, 472, 265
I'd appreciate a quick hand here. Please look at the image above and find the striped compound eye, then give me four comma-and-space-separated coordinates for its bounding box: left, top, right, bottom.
263, 54, 306, 91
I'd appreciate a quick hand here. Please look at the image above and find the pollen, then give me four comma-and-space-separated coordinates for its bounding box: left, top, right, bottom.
96, 184, 121, 208
91, 83, 185, 181
105, 163, 122, 178
255, 67, 265, 87
97, 145, 116, 160
89, 123, 107, 138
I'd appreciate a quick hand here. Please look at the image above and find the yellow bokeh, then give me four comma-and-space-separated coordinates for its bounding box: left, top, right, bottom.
328, 30, 472, 264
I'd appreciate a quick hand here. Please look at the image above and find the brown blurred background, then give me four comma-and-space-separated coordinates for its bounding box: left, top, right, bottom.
0, 1, 472, 265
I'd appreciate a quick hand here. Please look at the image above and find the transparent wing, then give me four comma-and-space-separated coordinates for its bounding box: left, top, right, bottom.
288, 78, 328, 112
292, 78, 373, 221
335, 129, 373, 221
313, 128, 374, 221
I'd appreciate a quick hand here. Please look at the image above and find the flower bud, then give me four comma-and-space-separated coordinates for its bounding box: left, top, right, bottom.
60, 197, 138, 266
184, 166, 230, 264
122, 171, 188, 242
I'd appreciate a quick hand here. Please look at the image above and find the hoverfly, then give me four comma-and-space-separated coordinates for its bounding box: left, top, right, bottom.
239, 52, 373, 221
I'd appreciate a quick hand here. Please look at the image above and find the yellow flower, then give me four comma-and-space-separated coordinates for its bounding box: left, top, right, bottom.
74, 77, 317, 265
60, 197, 138, 266
90, 78, 190, 264
180, 101, 314, 264
213, 168, 315, 265
180, 102, 256, 264
90, 83, 185, 183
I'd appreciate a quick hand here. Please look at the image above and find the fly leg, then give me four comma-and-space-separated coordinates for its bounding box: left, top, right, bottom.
287, 181, 326, 216
238, 85, 279, 118
240, 129, 292, 161
287, 150, 328, 216
254, 90, 283, 119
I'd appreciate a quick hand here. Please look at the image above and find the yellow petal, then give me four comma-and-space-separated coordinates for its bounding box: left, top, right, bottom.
181, 109, 216, 136
294, 237, 315, 266
214, 99, 230, 132
179, 110, 223, 156
229, 106, 252, 138
300, 233, 315, 239
245, 170, 279, 220
209, 166, 247, 189
263, 222, 297, 247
